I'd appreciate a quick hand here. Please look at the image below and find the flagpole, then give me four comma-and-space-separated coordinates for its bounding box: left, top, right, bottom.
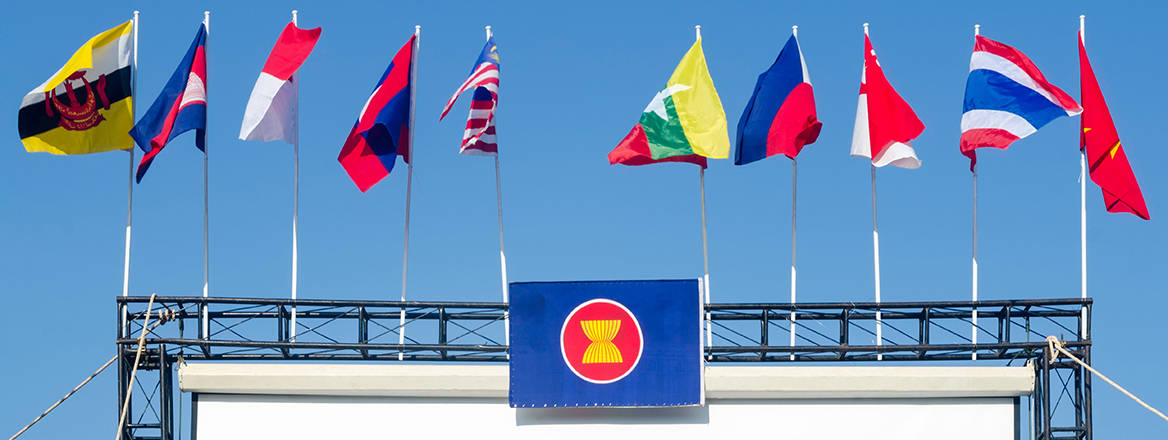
290, 10, 300, 342
121, 10, 139, 335
201, 11, 211, 339
863, 24, 884, 361
399, 25, 420, 361
789, 158, 797, 361
695, 24, 712, 360
971, 24, 980, 361
485, 25, 511, 353
1079, 15, 1088, 340
788, 25, 798, 362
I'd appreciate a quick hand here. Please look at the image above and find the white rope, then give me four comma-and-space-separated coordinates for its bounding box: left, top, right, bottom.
10, 300, 174, 440
115, 294, 159, 440
1045, 335, 1168, 423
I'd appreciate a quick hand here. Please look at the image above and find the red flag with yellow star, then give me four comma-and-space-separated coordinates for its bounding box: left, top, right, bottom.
1080, 33, 1149, 220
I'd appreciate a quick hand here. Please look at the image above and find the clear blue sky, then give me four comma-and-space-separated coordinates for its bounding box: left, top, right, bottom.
1, 0, 1164, 437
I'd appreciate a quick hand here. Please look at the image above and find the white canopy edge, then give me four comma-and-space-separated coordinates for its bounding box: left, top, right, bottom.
179, 363, 1033, 399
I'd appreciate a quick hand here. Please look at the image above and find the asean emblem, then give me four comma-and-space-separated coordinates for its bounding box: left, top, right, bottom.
560, 299, 643, 384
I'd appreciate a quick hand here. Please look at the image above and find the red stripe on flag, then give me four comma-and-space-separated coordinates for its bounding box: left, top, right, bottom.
262, 23, 322, 80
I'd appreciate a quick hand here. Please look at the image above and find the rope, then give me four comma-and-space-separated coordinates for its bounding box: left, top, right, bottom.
115, 293, 157, 440
1045, 335, 1168, 423
9, 299, 175, 440
8, 355, 117, 440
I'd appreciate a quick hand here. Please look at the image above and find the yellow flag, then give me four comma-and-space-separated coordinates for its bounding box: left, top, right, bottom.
18, 20, 134, 155
666, 38, 729, 159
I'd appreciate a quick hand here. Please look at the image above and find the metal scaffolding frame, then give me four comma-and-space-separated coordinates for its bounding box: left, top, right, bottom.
116, 296, 1091, 440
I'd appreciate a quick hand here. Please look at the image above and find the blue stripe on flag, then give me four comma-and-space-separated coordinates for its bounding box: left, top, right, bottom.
962, 69, 1068, 130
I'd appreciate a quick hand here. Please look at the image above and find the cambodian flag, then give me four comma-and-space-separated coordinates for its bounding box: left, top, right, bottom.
338, 34, 415, 192
734, 33, 822, 165
130, 24, 207, 182
960, 35, 1080, 170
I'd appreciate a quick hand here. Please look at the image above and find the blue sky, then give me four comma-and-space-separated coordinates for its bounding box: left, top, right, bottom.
2, 0, 1165, 437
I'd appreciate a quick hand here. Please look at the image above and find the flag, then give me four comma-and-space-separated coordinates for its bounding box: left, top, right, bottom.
337, 34, 415, 192
239, 22, 322, 144
18, 20, 134, 155
1079, 34, 1148, 220
961, 35, 1081, 170
850, 34, 924, 169
509, 280, 703, 407
608, 38, 729, 168
129, 24, 207, 182
735, 33, 821, 165
440, 36, 500, 156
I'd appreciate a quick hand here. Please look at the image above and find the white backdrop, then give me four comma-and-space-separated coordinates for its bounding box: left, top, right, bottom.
194, 393, 1018, 440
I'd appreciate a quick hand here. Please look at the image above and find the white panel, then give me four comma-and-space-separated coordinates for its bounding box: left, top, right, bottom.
196, 394, 1017, 440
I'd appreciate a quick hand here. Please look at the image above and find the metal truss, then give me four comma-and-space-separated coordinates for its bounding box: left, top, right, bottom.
116, 296, 1092, 440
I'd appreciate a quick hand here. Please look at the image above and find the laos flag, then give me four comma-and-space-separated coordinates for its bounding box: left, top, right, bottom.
734, 33, 822, 165
338, 34, 415, 192
130, 24, 207, 183
509, 280, 703, 408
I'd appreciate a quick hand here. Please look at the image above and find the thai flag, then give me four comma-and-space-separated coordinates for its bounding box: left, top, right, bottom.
130, 24, 207, 182
734, 33, 821, 165
961, 35, 1080, 170
440, 36, 500, 156
337, 34, 415, 192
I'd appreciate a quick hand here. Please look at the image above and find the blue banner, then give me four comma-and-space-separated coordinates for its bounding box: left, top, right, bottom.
508, 279, 703, 408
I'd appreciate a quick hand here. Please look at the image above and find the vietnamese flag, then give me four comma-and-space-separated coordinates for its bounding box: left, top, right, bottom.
1079, 32, 1149, 220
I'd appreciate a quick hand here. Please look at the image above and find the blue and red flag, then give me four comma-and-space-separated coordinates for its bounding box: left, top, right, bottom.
960, 35, 1080, 170
734, 33, 821, 165
129, 24, 207, 182
338, 34, 415, 192
509, 280, 703, 408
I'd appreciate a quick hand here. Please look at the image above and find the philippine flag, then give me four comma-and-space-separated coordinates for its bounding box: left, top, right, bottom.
961, 35, 1080, 170
129, 24, 207, 182
239, 22, 322, 144
337, 34, 415, 192
734, 33, 822, 165
850, 32, 924, 169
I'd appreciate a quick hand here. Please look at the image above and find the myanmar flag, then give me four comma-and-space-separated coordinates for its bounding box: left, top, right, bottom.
18, 20, 134, 155
609, 38, 729, 168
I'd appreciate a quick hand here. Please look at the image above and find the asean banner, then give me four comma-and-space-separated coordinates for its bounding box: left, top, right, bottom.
509, 280, 703, 408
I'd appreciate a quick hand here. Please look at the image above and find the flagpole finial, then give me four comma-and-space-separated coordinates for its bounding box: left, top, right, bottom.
485, 25, 492, 39
1080, 15, 1086, 33
695, 25, 701, 40
292, 10, 298, 25
415, 25, 421, 34
863, 23, 869, 34
974, 24, 980, 36
133, 10, 139, 18
792, 25, 798, 37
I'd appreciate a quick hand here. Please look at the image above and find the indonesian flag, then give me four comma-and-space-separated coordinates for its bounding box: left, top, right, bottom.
239, 23, 321, 144
850, 34, 924, 169
1079, 32, 1149, 220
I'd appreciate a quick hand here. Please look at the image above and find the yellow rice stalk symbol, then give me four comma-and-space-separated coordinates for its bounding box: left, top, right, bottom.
581, 320, 622, 364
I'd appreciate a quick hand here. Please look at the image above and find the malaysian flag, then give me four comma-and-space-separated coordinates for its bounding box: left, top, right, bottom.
440, 36, 499, 155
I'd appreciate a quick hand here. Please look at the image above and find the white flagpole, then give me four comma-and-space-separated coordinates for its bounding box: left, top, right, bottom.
788, 25, 798, 362
971, 24, 980, 360
484, 25, 511, 352
872, 164, 883, 360
399, 25, 420, 361
695, 25, 712, 360
201, 11, 211, 339
1079, 15, 1088, 339
864, 24, 884, 361
290, 10, 300, 342
121, 10, 139, 335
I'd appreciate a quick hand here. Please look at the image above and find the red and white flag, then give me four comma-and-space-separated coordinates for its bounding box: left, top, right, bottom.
850, 34, 924, 169
239, 22, 321, 143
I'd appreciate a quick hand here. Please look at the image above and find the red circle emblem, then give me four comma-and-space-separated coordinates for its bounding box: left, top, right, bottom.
560, 299, 643, 384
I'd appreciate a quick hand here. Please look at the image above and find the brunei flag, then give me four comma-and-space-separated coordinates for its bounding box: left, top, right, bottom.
18, 20, 134, 155
608, 38, 729, 168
